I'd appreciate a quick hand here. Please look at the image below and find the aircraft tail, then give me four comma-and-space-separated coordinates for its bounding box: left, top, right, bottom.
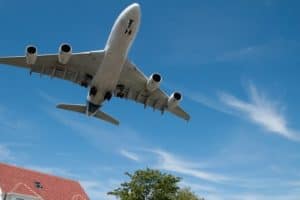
56, 104, 120, 125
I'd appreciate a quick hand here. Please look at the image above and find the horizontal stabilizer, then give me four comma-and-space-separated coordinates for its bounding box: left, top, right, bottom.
57, 104, 86, 113
94, 110, 120, 125
56, 104, 119, 125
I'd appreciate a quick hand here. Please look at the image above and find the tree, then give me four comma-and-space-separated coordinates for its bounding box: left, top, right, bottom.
108, 168, 205, 200
176, 188, 204, 200
108, 168, 181, 200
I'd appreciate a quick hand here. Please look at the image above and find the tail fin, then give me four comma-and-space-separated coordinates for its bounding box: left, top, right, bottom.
56, 104, 120, 125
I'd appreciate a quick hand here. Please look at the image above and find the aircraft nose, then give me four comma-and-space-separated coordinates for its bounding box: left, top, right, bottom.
127, 3, 141, 17
130, 3, 140, 11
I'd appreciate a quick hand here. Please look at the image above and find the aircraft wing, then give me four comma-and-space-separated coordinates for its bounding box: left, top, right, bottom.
116, 59, 190, 121
0, 51, 105, 87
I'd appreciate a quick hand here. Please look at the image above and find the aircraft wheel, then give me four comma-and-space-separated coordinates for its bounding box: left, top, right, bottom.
104, 92, 112, 101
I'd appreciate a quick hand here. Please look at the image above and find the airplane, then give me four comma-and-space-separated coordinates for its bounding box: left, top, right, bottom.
0, 3, 190, 125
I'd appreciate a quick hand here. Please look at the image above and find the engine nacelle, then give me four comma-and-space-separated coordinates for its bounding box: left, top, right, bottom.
146, 73, 162, 92
168, 92, 182, 108
25, 45, 37, 65
58, 43, 72, 64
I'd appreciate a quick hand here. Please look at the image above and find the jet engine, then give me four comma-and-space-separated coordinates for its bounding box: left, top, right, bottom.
58, 43, 72, 64
168, 92, 182, 108
25, 45, 37, 65
146, 73, 161, 92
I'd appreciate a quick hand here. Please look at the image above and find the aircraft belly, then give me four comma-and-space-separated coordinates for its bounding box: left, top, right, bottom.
88, 8, 137, 106
89, 54, 125, 104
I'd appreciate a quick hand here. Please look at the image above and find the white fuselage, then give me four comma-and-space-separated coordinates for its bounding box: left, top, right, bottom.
87, 3, 141, 114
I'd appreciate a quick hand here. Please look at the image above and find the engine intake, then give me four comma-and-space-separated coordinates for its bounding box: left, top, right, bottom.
146, 73, 162, 92
25, 45, 37, 65
58, 43, 72, 64
168, 92, 182, 108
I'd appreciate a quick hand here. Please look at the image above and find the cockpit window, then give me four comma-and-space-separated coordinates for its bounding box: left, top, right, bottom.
128, 19, 134, 28
125, 19, 134, 35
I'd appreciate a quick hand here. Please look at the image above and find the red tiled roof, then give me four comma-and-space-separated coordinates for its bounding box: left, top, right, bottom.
0, 163, 89, 200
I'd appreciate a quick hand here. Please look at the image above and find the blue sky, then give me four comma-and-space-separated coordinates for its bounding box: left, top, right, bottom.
0, 0, 300, 199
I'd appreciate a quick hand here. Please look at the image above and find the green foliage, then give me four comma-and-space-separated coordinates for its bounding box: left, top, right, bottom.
176, 188, 204, 200
108, 168, 205, 200
108, 168, 181, 200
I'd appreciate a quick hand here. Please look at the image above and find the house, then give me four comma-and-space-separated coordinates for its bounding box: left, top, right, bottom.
0, 163, 89, 200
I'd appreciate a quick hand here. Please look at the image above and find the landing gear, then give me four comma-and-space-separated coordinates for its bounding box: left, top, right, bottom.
104, 91, 112, 101
125, 29, 132, 35
89, 86, 98, 96
89, 88, 112, 101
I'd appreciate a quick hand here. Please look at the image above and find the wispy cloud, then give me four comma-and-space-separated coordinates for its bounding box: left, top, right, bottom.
186, 91, 232, 115
25, 165, 75, 178
120, 149, 140, 162
80, 179, 119, 200
80, 180, 108, 200
186, 82, 300, 141
150, 149, 229, 183
37, 89, 62, 104
0, 144, 14, 161
216, 46, 261, 62
179, 181, 217, 193
0, 104, 40, 137
205, 192, 300, 200
219, 83, 300, 141
46, 108, 143, 151
216, 40, 300, 64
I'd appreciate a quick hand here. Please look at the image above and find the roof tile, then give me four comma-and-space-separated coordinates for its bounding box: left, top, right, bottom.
0, 163, 89, 200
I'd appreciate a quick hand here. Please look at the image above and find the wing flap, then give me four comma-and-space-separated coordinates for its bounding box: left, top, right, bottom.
0, 51, 105, 87
168, 106, 191, 121
116, 59, 191, 121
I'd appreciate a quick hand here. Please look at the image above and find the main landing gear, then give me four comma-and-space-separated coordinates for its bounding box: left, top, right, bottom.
104, 91, 112, 101
89, 86, 98, 96
89, 86, 112, 101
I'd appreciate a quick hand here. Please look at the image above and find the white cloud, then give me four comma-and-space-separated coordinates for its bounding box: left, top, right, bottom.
150, 149, 228, 183
186, 92, 232, 115
46, 109, 143, 151
120, 149, 140, 162
0, 144, 14, 161
0, 104, 39, 134
185, 82, 300, 142
80, 180, 118, 200
25, 165, 75, 178
217, 46, 260, 62
80, 180, 108, 200
179, 181, 216, 193
219, 83, 300, 141
206, 192, 300, 200
37, 89, 61, 104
